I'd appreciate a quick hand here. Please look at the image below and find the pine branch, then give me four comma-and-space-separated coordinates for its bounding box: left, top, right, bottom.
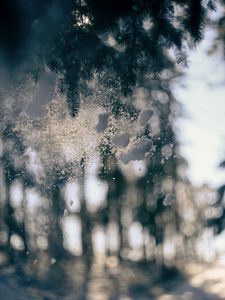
183, 0, 206, 43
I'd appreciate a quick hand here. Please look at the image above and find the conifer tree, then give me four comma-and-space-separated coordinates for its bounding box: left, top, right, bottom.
0, 0, 216, 116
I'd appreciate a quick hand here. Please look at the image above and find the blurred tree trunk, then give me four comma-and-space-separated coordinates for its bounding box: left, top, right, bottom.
79, 161, 93, 270
48, 183, 67, 259
2, 176, 15, 263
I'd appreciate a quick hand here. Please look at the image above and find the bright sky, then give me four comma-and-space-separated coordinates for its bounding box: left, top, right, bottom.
174, 28, 225, 188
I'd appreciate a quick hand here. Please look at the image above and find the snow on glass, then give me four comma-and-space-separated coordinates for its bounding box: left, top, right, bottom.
13, 93, 156, 176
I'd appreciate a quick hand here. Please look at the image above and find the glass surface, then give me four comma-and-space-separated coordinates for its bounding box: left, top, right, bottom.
0, 1, 225, 299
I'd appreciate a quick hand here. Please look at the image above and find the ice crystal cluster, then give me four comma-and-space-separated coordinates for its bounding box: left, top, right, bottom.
15, 94, 155, 172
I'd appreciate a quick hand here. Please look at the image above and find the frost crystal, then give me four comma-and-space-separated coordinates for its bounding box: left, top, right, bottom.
12, 88, 155, 176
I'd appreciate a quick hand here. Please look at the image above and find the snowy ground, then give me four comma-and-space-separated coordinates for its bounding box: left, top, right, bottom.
0, 259, 224, 300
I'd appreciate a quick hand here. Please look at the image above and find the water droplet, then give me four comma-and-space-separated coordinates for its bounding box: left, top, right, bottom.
163, 193, 175, 206
51, 258, 56, 264
64, 209, 69, 216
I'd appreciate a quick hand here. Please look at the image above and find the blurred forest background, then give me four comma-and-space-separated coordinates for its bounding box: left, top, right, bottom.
1, 1, 225, 299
